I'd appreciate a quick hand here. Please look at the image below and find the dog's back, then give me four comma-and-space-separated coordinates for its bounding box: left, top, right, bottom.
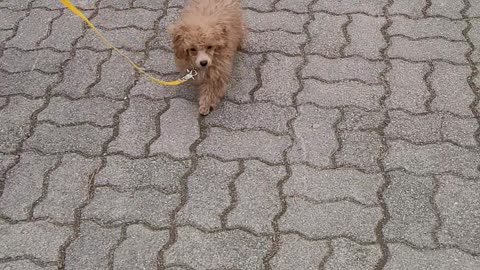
182, 0, 243, 24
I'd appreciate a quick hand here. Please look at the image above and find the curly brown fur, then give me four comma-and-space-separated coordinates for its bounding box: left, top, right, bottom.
169, 0, 246, 115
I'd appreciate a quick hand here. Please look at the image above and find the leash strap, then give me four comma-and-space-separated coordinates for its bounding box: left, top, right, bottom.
60, 0, 196, 86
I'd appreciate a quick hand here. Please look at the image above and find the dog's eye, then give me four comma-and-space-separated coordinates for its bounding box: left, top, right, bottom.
189, 48, 196, 52
207, 46, 213, 50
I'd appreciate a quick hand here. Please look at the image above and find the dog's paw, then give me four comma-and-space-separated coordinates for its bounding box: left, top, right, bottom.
199, 105, 211, 116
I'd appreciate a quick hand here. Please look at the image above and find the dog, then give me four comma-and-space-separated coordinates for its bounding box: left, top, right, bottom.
169, 0, 246, 115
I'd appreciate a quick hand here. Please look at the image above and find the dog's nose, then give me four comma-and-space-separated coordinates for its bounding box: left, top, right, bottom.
200, 60, 208, 67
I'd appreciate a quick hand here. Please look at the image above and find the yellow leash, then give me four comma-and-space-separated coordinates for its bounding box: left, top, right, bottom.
60, 0, 196, 86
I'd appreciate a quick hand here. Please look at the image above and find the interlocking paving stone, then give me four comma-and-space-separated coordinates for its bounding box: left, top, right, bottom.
385, 111, 443, 143
468, 1, 480, 17
227, 53, 263, 103
312, 0, 388, 15
306, 13, 347, 56
65, 222, 120, 270
245, 10, 309, 33
164, 227, 271, 269
384, 141, 480, 178
242, 0, 275, 11
303, 55, 386, 84
339, 107, 385, 131
426, 0, 463, 19
389, 0, 424, 17
113, 225, 170, 270
205, 101, 296, 134
471, 20, 480, 62
134, 0, 168, 9
389, 17, 466, 40
99, 0, 130, 9
24, 123, 113, 156
298, 79, 385, 110
288, 105, 339, 167
246, 31, 307, 54
0, 71, 59, 97
78, 28, 154, 51
286, 165, 383, 205
386, 244, 480, 269
388, 37, 469, 64
441, 114, 479, 147
83, 187, 179, 226
95, 155, 190, 192
142, 49, 177, 74
0, 221, 72, 261
0, 9, 25, 30
150, 98, 199, 159
431, 63, 475, 117
275, 0, 311, 13
108, 97, 166, 156
38, 96, 123, 126
177, 157, 237, 230
436, 175, 480, 254
197, 127, 291, 164
150, 8, 181, 49
254, 53, 302, 106
270, 234, 329, 270
39, 10, 87, 51
92, 8, 159, 30
325, 239, 382, 270
33, 154, 101, 223
345, 14, 386, 59
0, 29, 13, 41
227, 160, 285, 234
0, 261, 56, 270
0, 48, 69, 73
386, 59, 430, 113
52, 49, 108, 98
0, 153, 17, 175
383, 171, 437, 247
279, 197, 382, 242
0, 96, 43, 152
5, 9, 61, 50
0, 0, 30, 10
0, 153, 59, 220
335, 131, 383, 172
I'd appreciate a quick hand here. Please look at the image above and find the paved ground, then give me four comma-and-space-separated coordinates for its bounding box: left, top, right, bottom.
1, 0, 480, 269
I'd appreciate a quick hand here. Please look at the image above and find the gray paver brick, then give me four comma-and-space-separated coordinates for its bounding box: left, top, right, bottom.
95, 155, 190, 192
427, 0, 463, 19
78, 28, 154, 51
288, 105, 339, 167
5, 9, 61, 50
65, 222, 120, 270
0, 48, 69, 73
245, 10, 308, 33
271, 234, 329, 270
384, 171, 437, 247
198, 127, 291, 164
388, 37, 469, 64
389, 17, 466, 40
0, 261, 56, 270
0, 96, 43, 152
345, 14, 386, 59
24, 123, 112, 156
431, 63, 475, 117
436, 175, 480, 254
441, 114, 479, 147
92, 8, 158, 29
113, 225, 170, 270
164, 227, 271, 269
40, 11, 87, 51
275, 0, 311, 13
142, 49, 177, 74
298, 79, 385, 110
386, 59, 430, 113
470, 20, 480, 62
339, 107, 385, 131
0, 153, 17, 174
177, 157, 237, 230
0, 29, 13, 41
150, 99, 199, 159
205, 101, 296, 134
0, 71, 59, 97
151, 8, 181, 49
306, 13, 347, 56
312, 0, 387, 16
254, 54, 301, 106
303, 55, 385, 84
227, 53, 263, 103
468, 1, 480, 17
385, 111, 442, 143
52, 49, 108, 98
100, 0, 130, 9
0, 0, 30, 10
389, 0, 424, 17
325, 239, 382, 270
0, 153, 58, 220
386, 243, 480, 270
108, 97, 166, 157
280, 197, 382, 242
0, 221, 72, 261
336, 131, 383, 172
33, 154, 101, 223
242, 0, 275, 11
0, 9, 25, 30
384, 141, 480, 178
227, 160, 285, 234
246, 31, 307, 54
286, 165, 383, 205
83, 187, 179, 226
39, 96, 123, 126
134, 0, 168, 9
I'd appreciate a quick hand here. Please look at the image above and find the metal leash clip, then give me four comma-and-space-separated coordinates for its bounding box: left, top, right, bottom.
181, 69, 198, 82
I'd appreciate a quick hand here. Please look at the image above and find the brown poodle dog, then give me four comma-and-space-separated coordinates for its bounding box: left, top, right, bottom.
169, 0, 246, 115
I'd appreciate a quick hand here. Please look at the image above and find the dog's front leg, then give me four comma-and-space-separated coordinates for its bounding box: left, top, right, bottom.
198, 79, 226, 116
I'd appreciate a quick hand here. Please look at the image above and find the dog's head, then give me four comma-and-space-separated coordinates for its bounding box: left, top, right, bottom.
169, 21, 228, 69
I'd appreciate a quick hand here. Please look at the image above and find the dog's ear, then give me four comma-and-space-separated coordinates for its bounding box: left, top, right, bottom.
168, 24, 183, 43
169, 24, 189, 60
